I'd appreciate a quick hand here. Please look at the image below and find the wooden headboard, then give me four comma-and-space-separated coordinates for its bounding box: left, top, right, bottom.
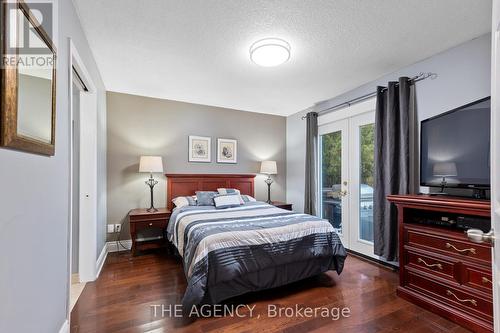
165, 174, 256, 211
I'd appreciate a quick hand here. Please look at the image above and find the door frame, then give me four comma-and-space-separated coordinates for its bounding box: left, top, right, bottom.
66, 39, 98, 318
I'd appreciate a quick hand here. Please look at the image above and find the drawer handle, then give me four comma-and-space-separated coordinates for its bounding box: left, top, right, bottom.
446, 290, 477, 306
445, 242, 476, 255
482, 277, 492, 284
417, 257, 443, 270
149, 223, 153, 226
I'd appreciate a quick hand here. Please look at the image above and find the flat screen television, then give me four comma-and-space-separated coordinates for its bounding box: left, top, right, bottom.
420, 97, 491, 196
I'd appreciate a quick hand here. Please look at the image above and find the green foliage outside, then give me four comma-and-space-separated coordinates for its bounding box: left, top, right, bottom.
321, 131, 341, 187
321, 124, 374, 188
360, 124, 375, 187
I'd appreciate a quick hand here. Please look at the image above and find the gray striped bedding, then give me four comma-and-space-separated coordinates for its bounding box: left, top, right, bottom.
167, 201, 347, 309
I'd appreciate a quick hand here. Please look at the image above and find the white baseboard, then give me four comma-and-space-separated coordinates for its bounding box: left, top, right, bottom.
95, 245, 108, 278
58, 320, 69, 333
106, 239, 132, 253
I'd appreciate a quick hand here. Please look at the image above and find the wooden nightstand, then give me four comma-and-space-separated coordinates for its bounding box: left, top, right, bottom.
271, 201, 293, 211
129, 208, 171, 256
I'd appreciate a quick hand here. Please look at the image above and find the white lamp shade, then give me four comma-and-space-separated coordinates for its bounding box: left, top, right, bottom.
139, 156, 164, 173
260, 160, 277, 175
433, 162, 457, 177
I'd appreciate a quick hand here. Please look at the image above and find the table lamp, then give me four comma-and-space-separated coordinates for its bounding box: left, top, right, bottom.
139, 156, 164, 212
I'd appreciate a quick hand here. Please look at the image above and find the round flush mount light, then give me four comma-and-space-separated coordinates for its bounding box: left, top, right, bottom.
249, 38, 291, 67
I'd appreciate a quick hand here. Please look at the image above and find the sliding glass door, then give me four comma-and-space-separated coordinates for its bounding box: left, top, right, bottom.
319, 109, 376, 258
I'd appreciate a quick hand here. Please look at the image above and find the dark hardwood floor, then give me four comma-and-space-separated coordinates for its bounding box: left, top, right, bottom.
71, 251, 471, 333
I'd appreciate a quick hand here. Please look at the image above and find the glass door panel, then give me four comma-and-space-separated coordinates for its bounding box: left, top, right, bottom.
359, 123, 375, 243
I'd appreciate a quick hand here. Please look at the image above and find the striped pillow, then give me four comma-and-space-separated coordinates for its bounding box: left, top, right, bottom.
217, 188, 241, 195
196, 191, 218, 206
172, 196, 197, 208
241, 195, 257, 203
214, 194, 243, 209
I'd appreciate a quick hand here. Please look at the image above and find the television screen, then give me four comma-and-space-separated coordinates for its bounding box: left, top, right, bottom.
420, 97, 491, 189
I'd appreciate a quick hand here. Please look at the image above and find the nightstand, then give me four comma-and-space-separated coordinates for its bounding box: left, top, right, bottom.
271, 201, 293, 211
129, 208, 171, 256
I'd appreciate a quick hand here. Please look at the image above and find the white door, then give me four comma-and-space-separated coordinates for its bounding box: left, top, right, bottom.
466, 6, 500, 330
319, 106, 376, 258
319, 119, 349, 246
348, 112, 376, 256
488, 3, 500, 330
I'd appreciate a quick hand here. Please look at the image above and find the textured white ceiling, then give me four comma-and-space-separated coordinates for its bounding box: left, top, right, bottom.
73, 0, 491, 116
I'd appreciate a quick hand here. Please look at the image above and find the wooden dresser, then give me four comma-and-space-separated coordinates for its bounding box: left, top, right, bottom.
388, 195, 492, 333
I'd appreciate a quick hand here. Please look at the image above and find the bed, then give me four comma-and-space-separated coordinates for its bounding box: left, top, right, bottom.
165, 174, 347, 310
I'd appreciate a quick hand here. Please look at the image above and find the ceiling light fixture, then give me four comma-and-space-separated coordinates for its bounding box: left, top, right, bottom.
249, 38, 291, 67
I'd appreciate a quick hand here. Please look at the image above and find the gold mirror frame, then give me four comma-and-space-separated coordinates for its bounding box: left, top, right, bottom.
0, 0, 57, 156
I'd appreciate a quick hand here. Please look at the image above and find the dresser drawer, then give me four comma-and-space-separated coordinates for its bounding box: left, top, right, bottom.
132, 220, 166, 231
462, 264, 493, 293
129, 214, 169, 223
405, 248, 457, 282
405, 226, 491, 263
406, 271, 493, 320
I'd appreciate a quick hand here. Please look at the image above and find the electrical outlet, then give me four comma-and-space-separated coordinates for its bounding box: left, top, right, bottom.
107, 224, 115, 233
115, 224, 122, 232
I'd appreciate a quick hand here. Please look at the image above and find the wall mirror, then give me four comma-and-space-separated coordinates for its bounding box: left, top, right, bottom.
1, 0, 57, 156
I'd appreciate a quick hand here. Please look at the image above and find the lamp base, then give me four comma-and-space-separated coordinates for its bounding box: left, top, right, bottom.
146, 174, 159, 213
265, 176, 273, 204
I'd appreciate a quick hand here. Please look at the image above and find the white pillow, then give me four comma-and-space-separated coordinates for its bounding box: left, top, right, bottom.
172, 196, 197, 208
214, 194, 243, 209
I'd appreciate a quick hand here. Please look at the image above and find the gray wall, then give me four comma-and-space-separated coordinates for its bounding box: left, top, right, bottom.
0, 1, 107, 332
287, 34, 491, 212
107, 92, 286, 241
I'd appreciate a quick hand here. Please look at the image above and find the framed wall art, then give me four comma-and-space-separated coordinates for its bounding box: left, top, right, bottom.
217, 138, 237, 164
188, 135, 211, 162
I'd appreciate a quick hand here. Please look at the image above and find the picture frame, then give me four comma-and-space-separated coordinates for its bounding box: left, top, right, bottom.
217, 138, 237, 164
188, 135, 211, 162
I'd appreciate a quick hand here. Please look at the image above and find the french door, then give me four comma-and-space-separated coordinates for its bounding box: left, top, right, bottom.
319, 109, 377, 258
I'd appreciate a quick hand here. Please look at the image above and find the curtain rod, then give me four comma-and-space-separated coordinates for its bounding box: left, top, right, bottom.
301, 72, 438, 120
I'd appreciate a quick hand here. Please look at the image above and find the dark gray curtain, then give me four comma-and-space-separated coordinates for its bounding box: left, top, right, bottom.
373, 77, 411, 261
304, 112, 318, 215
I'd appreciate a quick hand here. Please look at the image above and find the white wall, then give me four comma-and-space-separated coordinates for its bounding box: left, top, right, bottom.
0, 0, 107, 331
287, 34, 492, 212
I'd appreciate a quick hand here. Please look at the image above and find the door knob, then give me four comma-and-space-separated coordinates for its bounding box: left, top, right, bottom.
467, 229, 495, 245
